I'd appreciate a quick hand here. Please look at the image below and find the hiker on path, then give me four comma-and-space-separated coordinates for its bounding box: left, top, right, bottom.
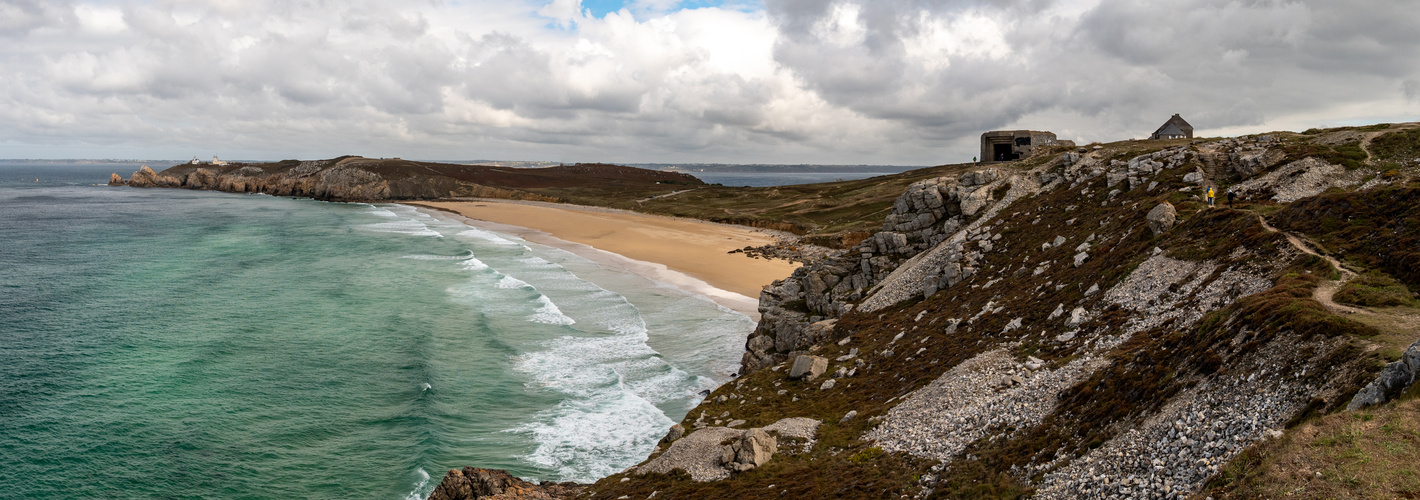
1227, 189, 1236, 208
1206, 185, 1216, 207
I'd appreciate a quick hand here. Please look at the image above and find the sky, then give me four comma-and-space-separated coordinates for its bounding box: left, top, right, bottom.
2, 0, 1418, 165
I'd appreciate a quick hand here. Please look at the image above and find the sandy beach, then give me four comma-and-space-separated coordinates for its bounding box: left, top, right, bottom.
409, 200, 798, 318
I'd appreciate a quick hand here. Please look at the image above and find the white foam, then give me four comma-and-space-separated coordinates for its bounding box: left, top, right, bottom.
530, 295, 576, 326
364, 218, 443, 238
457, 228, 520, 246
496, 275, 530, 289
459, 256, 489, 271
401, 250, 475, 261
402, 468, 431, 500
511, 386, 674, 483
518, 256, 557, 267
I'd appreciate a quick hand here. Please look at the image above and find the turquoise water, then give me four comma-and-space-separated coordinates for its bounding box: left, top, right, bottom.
0, 165, 752, 498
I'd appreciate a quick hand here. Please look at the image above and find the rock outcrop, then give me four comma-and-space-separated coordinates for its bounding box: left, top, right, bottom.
1232, 157, 1367, 202
721, 428, 777, 472
738, 144, 1200, 374
634, 417, 819, 481
427, 467, 583, 500
1348, 339, 1420, 410
740, 168, 1022, 372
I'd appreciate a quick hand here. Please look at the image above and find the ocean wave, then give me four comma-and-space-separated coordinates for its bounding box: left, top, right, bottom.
456, 228, 520, 246
517, 256, 557, 267
510, 387, 674, 483
363, 218, 443, 238
514, 332, 694, 404
401, 250, 476, 260
496, 275, 530, 289
401, 468, 431, 500
530, 295, 576, 326
366, 207, 399, 217
460, 256, 489, 271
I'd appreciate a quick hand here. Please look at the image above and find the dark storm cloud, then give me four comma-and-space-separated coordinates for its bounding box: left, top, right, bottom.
0, 0, 1416, 163
765, 0, 1420, 145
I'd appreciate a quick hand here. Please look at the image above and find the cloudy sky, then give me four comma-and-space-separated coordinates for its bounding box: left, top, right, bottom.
2, 0, 1417, 164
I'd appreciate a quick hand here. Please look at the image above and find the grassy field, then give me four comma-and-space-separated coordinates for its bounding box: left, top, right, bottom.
1204, 393, 1420, 499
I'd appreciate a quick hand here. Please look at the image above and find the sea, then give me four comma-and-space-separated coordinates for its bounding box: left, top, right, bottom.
0, 163, 757, 498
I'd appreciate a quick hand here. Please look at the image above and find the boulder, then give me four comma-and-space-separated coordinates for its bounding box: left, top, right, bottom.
722, 428, 777, 472
1183, 170, 1205, 184
1348, 340, 1420, 410
1147, 202, 1177, 236
661, 423, 686, 444
1066, 307, 1088, 328
789, 355, 828, 380
108, 173, 125, 186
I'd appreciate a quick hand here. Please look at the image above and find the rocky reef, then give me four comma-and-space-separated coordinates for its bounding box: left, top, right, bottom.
426, 467, 583, 500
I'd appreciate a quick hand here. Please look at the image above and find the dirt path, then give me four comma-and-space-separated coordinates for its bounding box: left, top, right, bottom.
1358, 122, 1419, 164
636, 189, 696, 204
1255, 214, 1362, 315
1358, 130, 1388, 164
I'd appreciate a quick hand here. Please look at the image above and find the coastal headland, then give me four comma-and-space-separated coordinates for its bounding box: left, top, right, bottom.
109, 123, 1420, 499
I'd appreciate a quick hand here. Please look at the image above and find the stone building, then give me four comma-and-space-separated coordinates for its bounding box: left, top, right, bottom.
1150, 114, 1194, 140
980, 130, 1058, 163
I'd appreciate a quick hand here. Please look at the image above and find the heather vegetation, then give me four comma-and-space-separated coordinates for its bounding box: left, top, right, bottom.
572, 123, 1420, 500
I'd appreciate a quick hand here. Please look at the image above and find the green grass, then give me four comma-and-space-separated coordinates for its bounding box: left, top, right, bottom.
1335, 271, 1417, 308
1368, 127, 1420, 170
1281, 140, 1368, 169
1271, 186, 1420, 289
1204, 396, 1420, 499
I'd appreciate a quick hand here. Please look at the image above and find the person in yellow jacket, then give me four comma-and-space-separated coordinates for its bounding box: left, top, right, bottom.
1205, 185, 1216, 207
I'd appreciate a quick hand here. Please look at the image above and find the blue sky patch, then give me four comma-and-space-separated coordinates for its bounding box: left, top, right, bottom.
578, 0, 757, 18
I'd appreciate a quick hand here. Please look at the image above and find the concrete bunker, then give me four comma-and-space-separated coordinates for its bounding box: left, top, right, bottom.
980, 130, 1058, 163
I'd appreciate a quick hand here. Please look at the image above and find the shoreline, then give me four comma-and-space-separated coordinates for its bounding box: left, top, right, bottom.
407, 200, 799, 320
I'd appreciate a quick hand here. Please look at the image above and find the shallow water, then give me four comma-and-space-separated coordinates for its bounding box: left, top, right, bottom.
0, 164, 752, 498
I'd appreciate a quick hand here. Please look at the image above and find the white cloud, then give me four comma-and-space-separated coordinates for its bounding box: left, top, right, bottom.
0, 0, 1417, 164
